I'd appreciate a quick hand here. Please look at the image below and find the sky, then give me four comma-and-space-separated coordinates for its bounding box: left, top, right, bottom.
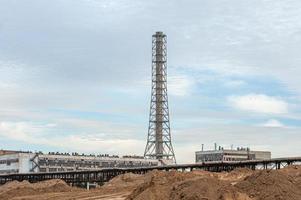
0, 0, 301, 163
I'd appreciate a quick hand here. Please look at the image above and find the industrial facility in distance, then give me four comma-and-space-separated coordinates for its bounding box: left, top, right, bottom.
0, 31, 176, 175
195, 145, 271, 163
0, 32, 274, 176
0, 150, 159, 175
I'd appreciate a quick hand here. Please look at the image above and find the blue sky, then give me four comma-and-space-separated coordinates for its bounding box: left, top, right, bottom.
0, 0, 301, 163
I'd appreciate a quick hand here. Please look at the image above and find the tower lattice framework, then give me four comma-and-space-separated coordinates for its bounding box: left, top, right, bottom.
144, 32, 176, 163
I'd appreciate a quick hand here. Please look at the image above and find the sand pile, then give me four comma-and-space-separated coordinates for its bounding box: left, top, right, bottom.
1, 166, 301, 200
236, 170, 301, 200
0, 179, 74, 200
106, 173, 143, 186
126, 170, 185, 200
170, 176, 251, 200
102, 173, 144, 192
280, 165, 301, 188
126, 170, 251, 200
218, 168, 254, 183
126, 166, 301, 200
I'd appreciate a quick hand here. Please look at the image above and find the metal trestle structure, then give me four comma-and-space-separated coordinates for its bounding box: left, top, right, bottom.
144, 31, 176, 163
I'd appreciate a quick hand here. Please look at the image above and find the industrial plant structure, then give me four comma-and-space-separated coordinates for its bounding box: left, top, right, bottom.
0, 32, 178, 176
0, 150, 159, 175
0, 32, 276, 177
195, 147, 271, 163
144, 31, 176, 164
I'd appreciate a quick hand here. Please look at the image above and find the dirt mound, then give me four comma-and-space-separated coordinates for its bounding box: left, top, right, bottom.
100, 173, 144, 192
170, 176, 251, 200
127, 170, 197, 200
107, 173, 143, 186
229, 168, 254, 177
127, 170, 252, 200
219, 168, 254, 184
280, 165, 301, 189
0, 179, 74, 200
1, 166, 301, 200
0, 180, 31, 192
127, 167, 301, 200
31, 179, 73, 192
236, 170, 301, 200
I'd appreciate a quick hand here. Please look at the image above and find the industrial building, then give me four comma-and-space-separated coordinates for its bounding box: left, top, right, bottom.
195, 146, 271, 163
0, 150, 159, 175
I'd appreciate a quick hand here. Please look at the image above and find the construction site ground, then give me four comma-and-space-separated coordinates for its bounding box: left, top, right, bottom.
1, 165, 301, 200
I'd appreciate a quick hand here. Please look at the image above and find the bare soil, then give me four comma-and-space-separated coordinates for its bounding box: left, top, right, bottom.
0, 166, 300, 200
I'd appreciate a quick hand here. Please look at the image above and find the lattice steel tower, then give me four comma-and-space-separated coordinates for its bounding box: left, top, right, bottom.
144, 32, 176, 164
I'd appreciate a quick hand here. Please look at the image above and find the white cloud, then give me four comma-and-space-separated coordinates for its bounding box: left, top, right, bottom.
262, 119, 286, 128
224, 80, 246, 88
1, 0, 301, 163
0, 121, 145, 156
228, 94, 289, 114
54, 136, 145, 155
0, 121, 45, 141
174, 144, 200, 164
168, 75, 194, 96
1, 120, 301, 163
173, 124, 301, 159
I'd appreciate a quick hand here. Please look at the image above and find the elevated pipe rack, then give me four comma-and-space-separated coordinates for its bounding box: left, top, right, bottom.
0, 157, 300, 185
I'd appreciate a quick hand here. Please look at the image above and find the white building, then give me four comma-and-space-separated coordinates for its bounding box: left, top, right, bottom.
195, 147, 271, 163
0, 150, 159, 175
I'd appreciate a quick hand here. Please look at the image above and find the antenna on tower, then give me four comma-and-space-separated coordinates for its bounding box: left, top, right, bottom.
144, 31, 176, 164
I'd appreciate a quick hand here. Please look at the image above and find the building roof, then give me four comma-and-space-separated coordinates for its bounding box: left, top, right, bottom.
196, 149, 271, 154
0, 150, 24, 155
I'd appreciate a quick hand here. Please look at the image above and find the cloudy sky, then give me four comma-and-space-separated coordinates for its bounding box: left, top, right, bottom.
0, 0, 301, 163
